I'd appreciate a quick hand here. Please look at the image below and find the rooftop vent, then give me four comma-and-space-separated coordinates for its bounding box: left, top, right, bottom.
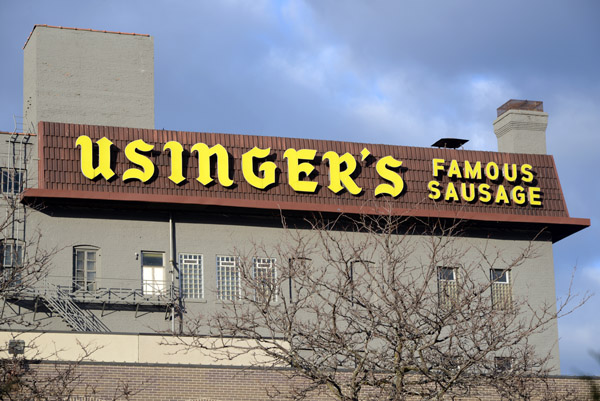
431, 138, 468, 149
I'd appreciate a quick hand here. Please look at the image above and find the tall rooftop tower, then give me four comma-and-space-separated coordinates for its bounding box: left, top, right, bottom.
23, 25, 154, 133
493, 99, 548, 154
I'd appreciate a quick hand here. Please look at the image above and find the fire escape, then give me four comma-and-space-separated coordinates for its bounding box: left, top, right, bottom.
1, 116, 180, 333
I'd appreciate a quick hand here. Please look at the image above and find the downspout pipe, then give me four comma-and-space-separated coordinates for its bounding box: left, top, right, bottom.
169, 212, 175, 334
169, 212, 184, 334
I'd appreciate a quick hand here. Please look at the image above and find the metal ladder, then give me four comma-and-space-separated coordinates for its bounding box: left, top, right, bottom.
4, 116, 29, 242
41, 282, 111, 333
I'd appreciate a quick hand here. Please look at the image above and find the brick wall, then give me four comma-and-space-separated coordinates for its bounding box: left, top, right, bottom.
26, 362, 600, 400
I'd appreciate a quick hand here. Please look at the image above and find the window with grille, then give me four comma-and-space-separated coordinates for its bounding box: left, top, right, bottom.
217, 255, 239, 301
0, 168, 24, 194
73, 246, 98, 292
253, 257, 277, 302
438, 267, 458, 308
179, 253, 203, 299
491, 269, 512, 310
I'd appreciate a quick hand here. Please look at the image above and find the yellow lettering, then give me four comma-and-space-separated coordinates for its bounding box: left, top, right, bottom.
461, 183, 476, 202
123, 139, 155, 182
283, 148, 318, 193
494, 185, 510, 204
374, 156, 404, 197
163, 141, 185, 184
521, 164, 534, 183
444, 182, 459, 202
484, 162, 500, 180
503, 163, 518, 182
428, 180, 441, 200
242, 147, 277, 190
191, 143, 234, 187
528, 187, 542, 206
447, 160, 462, 179
433, 158, 445, 177
322, 151, 362, 195
75, 135, 115, 180
511, 186, 527, 205
479, 183, 492, 203
464, 160, 482, 180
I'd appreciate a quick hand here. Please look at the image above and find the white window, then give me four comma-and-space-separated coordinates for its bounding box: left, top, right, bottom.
0, 168, 24, 194
217, 255, 239, 301
438, 267, 457, 308
179, 253, 203, 299
253, 257, 277, 302
73, 246, 98, 292
1, 239, 24, 286
2, 240, 23, 268
142, 251, 166, 296
491, 269, 512, 310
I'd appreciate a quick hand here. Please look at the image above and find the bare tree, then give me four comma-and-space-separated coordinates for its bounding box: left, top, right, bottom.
179, 213, 587, 401
0, 196, 139, 400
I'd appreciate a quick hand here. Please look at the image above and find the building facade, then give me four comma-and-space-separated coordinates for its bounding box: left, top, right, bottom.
0, 25, 592, 399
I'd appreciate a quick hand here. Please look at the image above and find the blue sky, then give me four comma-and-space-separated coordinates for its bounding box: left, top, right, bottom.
0, 0, 598, 374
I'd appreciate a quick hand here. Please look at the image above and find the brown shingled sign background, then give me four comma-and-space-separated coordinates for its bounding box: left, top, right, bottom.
36, 121, 569, 219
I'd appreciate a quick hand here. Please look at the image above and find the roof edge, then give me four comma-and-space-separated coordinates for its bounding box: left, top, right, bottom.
24, 24, 150, 49
22, 188, 590, 242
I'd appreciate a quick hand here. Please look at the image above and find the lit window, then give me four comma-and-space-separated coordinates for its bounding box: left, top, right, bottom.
0, 168, 24, 194
491, 269, 512, 310
253, 257, 277, 302
217, 256, 240, 301
438, 267, 458, 308
142, 251, 166, 296
73, 246, 98, 292
179, 253, 203, 299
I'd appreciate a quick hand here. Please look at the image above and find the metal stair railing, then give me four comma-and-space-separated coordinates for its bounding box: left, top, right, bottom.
41, 282, 110, 333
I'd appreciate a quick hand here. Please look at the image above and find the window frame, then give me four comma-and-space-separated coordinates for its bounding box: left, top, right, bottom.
0, 167, 25, 195
437, 266, 458, 308
179, 253, 204, 300
494, 356, 513, 372
490, 269, 510, 284
287, 257, 311, 303
253, 257, 278, 303
141, 250, 166, 296
73, 245, 99, 292
490, 269, 512, 310
1, 239, 24, 268
216, 255, 240, 301
1, 239, 25, 286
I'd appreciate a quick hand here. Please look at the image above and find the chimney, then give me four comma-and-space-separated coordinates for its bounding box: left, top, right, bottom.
493, 99, 548, 154
23, 25, 154, 133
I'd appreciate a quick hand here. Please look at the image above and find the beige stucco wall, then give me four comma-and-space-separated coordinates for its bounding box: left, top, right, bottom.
0, 331, 277, 366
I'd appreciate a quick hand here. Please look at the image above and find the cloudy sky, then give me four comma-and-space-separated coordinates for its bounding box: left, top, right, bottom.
0, 1, 598, 374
